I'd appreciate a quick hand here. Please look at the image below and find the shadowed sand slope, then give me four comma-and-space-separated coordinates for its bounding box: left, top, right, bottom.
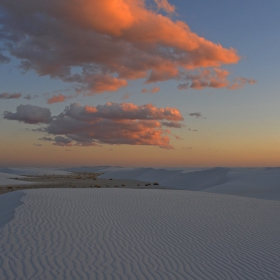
1, 189, 280, 279
203, 168, 280, 200
0, 191, 25, 228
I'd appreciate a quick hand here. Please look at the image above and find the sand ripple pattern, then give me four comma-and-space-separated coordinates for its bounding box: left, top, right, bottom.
1, 189, 280, 279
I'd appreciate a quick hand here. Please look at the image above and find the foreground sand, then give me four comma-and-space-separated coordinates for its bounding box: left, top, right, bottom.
1, 188, 280, 279
1, 168, 280, 278
0, 173, 170, 195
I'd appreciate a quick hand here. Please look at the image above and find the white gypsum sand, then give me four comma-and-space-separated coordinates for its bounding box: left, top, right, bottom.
0, 167, 71, 187
0, 167, 71, 176
0, 172, 34, 186
203, 168, 280, 200
0, 191, 25, 228
98, 167, 280, 200
1, 188, 280, 279
98, 167, 228, 191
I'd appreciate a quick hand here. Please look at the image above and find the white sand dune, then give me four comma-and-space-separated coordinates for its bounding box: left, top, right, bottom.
99, 167, 280, 200
63, 166, 128, 174
100, 167, 182, 182
100, 167, 229, 191
0, 191, 25, 228
0, 172, 34, 186
0, 167, 70, 176
2, 166, 280, 201
1, 188, 280, 279
203, 168, 280, 200
0, 168, 70, 186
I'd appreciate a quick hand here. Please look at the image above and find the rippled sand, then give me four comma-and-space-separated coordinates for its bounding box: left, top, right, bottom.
1, 188, 280, 279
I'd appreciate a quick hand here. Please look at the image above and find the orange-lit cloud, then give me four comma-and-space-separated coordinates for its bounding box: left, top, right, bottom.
47, 94, 66, 104
154, 0, 176, 13
0, 0, 249, 95
121, 93, 131, 100
4, 102, 184, 149
70, 102, 183, 121
178, 68, 256, 90
141, 87, 160, 93
79, 75, 128, 95
228, 77, 257, 90
151, 87, 160, 93
174, 135, 184, 140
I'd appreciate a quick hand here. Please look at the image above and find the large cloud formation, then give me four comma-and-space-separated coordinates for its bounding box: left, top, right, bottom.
4, 103, 184, 149
0, 0, 253, 100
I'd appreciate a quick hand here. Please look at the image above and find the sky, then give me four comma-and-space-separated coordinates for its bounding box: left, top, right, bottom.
0, 0, 280, 168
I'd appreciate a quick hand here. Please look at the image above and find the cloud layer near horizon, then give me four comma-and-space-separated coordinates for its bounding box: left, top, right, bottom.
4, 102, 184, 149
0, 0, 253, 101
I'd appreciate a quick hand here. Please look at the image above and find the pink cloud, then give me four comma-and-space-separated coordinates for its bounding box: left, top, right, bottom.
47, 94, 67, 104
121, 93, 131, 100
4, 102, 184, 149
65, 102, 183, 121
141, 87, 160, 94
154, 0, 176, 14
79, 75, 127, 95
228, 77, 257, 90
177, 68, 257, 90
0, 0, 250, 95
151, 87, 160, 93
174, 135, 184, 140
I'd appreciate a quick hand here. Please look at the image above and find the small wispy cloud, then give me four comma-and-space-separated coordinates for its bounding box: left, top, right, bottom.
0, 92, 21, 99
141, 87, 160, 94
120, 93, 131, 101
47, 94, 67, 104
0, 53, 10, 64
151, 87, 160, 93
189, 112, 202, 118
24, 94, 32, 100
182, 146, 193, 150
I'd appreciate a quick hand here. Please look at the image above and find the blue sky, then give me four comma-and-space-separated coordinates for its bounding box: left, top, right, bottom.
0, 0, 279, 167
